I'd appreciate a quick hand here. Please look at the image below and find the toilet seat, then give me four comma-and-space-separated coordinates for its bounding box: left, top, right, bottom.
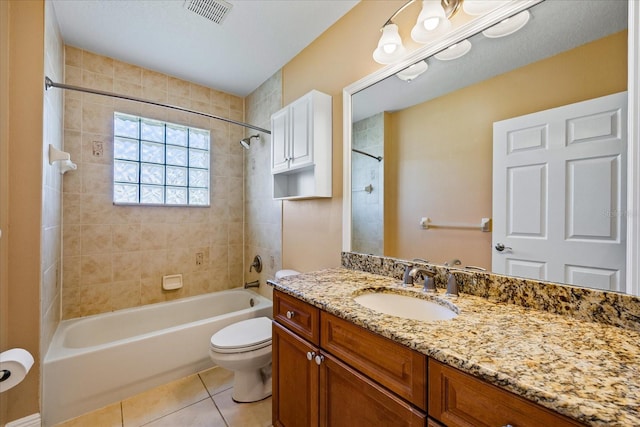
210, 317, 272, 354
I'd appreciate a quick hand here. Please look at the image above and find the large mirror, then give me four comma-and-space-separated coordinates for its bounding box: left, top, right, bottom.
345, 0, 634, 293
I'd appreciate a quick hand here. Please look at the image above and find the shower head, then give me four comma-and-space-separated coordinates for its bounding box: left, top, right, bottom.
240, 134, 260, 149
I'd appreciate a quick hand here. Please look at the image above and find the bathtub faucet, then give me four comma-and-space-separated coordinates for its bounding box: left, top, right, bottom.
244, 280, 260, 289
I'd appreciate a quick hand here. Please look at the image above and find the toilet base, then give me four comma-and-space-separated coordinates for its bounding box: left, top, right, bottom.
231, 365, 272, 403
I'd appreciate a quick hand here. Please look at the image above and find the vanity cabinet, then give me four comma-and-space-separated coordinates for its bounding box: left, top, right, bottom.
428, 359, 584, 427
273, 290, 585, 427
270, 90, 332, 200
272, 290, 427, 427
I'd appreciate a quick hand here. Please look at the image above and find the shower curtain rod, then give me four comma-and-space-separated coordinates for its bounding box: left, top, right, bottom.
44, 77, 271, 135
352, 148, 382, 162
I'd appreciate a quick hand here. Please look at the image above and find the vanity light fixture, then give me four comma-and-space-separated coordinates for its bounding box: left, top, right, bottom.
373, 23, 407, 64
434, 39, 472, 60
396, 60, 429, 82
373, 0, 462, 64
482, 10, 530, 38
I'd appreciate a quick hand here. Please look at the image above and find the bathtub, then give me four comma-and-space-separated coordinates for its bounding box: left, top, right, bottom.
42, 288, 272, 426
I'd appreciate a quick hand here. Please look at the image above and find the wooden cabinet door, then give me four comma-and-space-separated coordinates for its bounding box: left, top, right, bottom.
428, 359, 584, 427
321, 312, 427, 410
319, 353, 426, 427
273, 322, 319, 427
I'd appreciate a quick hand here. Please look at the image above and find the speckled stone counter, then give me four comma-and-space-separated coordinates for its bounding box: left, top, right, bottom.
269, 268, 640, 426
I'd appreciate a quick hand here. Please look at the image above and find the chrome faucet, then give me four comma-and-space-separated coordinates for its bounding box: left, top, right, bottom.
244, 280, 259, 289
444, 258, 461, 267
409, 267, 437, 293
396, 262, 414, 287
445, 272, 459, 297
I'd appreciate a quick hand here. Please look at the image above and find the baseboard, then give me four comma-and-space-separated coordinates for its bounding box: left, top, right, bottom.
5, 413, 41, 427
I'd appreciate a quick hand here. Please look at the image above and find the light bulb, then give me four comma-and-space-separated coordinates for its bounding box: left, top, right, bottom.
373, 24, 406, 64
423, 17, 440, 31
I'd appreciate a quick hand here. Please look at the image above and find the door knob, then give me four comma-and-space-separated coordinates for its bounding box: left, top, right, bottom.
495, 243, 512, 252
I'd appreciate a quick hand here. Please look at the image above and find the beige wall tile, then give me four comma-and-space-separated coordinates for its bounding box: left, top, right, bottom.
83, 50, 113, 76
82, 102, 113, 134
62, 48, 246, 318
64, 45, 82, 67
79, 284, 112, 316
113, 79, 142, 98
110, 280, 141, 311
114, 60, 141, 84
63, 255, 81, 289
65, 65, 82, 86
112, 224, 141, 252
140, 250, 168, 280
112, 251, 141, 282
64, 97, 82, 131
63, 224, 81, 256
168, 77, 190, 98
81, 253, 112, 285
142, 69, 167, 91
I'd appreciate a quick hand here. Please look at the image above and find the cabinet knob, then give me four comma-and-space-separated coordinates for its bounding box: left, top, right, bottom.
502, 425, 514, 427
314, 354, 325, 365
286, 310, 295, 319
306, 351, 315, 361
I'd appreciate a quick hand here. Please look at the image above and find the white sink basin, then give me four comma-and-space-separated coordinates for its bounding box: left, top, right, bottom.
354, 292, 457, 321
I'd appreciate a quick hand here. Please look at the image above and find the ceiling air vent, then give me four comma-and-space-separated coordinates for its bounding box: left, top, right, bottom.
184, 0, 233, 25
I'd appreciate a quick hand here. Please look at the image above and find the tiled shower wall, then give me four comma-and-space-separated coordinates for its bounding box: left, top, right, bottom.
62, 46, 246, 319
244, 71, 282, 298
42, 0, 64, 349
351, 113, 384, 255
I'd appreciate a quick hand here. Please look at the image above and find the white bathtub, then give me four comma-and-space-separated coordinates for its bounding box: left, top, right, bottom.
42, 288, 272, 426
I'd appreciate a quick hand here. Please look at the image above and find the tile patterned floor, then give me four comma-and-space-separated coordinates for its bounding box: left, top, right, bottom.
54, 367, 272, 427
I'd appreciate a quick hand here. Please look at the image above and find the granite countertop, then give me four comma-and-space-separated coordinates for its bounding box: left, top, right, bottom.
269, 267, 640, 426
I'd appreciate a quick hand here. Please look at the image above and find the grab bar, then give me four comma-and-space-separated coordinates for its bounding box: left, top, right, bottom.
420, 217, 492, 232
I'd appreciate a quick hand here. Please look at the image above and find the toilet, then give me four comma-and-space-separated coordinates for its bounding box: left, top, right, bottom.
209, 269, 299, 403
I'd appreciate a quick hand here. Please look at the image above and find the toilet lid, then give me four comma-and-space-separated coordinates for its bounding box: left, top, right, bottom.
210, 317, 272, 353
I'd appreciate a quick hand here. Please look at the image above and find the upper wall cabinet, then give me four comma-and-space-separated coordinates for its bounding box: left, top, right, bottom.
271, 90, 332, 200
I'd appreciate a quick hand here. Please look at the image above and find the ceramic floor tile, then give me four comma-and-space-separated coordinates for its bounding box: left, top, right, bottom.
54, 402, 122, 427
142, 398, 226, 427
199, 366, 234, 396
213, 388, 272, 427
122, 373, 210, 427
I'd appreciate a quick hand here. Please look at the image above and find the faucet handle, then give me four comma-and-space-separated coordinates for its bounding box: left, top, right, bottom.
395, 261, 414, 286
445, 271, 459, 298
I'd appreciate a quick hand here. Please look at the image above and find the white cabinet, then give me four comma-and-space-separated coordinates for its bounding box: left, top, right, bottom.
271, 90, 332, 200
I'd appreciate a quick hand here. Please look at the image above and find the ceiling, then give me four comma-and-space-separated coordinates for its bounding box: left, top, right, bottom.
353, 0, 628, 122
51, 0, 359, 97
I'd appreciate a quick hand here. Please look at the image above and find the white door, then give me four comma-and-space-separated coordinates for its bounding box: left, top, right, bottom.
492, 92, 627, 291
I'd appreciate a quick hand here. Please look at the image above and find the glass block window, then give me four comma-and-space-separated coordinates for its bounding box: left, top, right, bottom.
113, 112, 210, 206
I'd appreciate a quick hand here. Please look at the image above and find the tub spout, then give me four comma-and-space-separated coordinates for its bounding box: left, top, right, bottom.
244, 280, 260, 289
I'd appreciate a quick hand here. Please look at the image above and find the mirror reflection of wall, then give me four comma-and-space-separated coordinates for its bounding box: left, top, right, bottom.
349, 0, 628, 289
389, 30, 627, 269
